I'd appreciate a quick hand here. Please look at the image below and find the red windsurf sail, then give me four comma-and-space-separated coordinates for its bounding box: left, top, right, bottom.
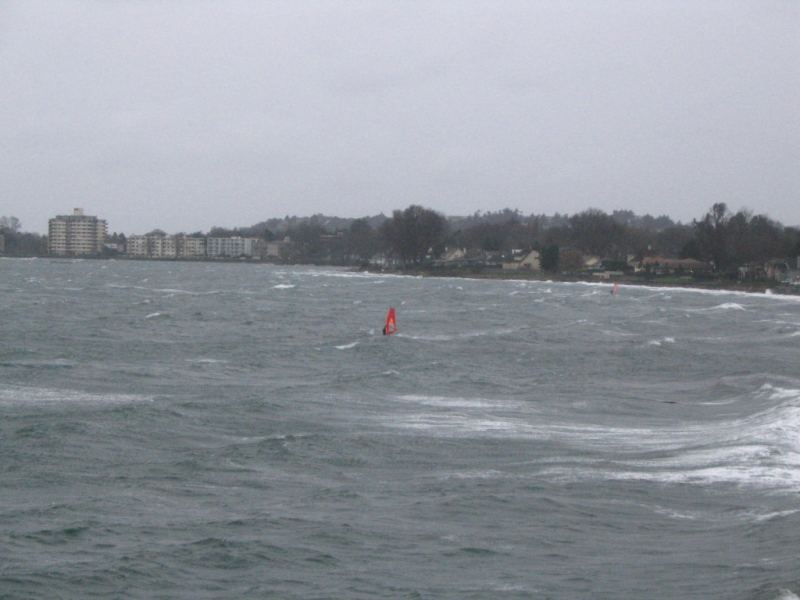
383, 307, 397, 335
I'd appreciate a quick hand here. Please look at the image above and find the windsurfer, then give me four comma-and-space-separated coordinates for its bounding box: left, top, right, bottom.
383, 307, 397, 335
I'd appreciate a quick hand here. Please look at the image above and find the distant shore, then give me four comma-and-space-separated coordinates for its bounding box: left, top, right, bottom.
370, 266, 800, 297
10, 255, 800, 297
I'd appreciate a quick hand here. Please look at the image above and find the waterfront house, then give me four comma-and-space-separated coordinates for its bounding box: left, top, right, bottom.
502, 250, 541, 271
637, 256, 712, 275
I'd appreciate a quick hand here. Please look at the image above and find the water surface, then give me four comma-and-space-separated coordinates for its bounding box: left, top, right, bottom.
2, 259, 800, 599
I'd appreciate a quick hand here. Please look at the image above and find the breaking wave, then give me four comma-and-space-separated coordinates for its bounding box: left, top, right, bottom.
384, 382, 800, 492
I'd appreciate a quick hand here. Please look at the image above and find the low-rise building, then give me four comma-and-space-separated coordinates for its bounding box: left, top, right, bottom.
207, 236, 258, 258
765, 259, 800, 284
148, 234, 176, 258
127, 233, 202, 259
175, 235, 206, 258
582, 255, 602, 270
264, 238, 291, 260
126, 235, 148, 256
502, 250, 541, 271
637, 256, 712, 275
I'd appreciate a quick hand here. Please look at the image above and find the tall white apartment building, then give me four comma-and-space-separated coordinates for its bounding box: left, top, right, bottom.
206, 237, 258, 258
48, 209, 107, 256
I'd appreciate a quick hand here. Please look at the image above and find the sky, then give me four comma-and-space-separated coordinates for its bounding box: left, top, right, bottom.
1, 1, 798, 235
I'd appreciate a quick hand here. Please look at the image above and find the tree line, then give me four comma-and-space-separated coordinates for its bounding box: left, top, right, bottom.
262, 203, 799, 274
0, 216, 47, 256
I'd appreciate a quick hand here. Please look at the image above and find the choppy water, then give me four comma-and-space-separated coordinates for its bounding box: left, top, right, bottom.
2, 258, 800, 599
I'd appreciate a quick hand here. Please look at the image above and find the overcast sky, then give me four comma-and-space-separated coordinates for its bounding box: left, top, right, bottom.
1, 1, 798, 234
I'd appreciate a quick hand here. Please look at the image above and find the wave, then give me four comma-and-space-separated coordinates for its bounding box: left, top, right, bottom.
568, 385, 800, 490
548, 279, 800, 304
153, 287, 211, 295
272, 283, 295, 289
436, 469, 508, 480
395, 394, 515, 409
383, 380, 800, 492
0, 385, 153, 405
185, 358, 229, 364
710, 302, 746, 311
397, 327, 518, 342
0, 358, 77, 370
335, 341, 359, 350
685, 302, 747, 313
105, 284, 221, 296
289, 269, 414, 281
145, 312, 168, 319
646, 336, 676, 347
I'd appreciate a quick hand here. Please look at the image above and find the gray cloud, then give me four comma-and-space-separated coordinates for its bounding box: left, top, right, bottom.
1, 0, 798, 234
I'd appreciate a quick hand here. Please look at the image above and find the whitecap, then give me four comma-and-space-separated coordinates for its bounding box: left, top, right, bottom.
186, 358, 229, 364
398, 328, 516, 342
439, 469, 507, 480
759, 383, 800, 401
749, 509, 800, 523
0, 385, 153, 405
685, 302, 747, 313
273, 284, 295, 289
650, 505, 700, 520
395, 394, 515, 409
394, 414, 528, 434
335, 341, 359, 350
152, 287, 198, 295
145, 312, 167, 319
712, 302, 746, 311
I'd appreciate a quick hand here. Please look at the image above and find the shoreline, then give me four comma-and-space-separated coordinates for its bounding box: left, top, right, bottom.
6, 255, 799, 298
374, 266, 800, 297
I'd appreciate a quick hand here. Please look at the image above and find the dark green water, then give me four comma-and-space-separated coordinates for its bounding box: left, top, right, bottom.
2, 258, 800, 599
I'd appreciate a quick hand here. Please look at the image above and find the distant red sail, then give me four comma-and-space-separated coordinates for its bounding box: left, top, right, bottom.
383, 307, 397, 335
